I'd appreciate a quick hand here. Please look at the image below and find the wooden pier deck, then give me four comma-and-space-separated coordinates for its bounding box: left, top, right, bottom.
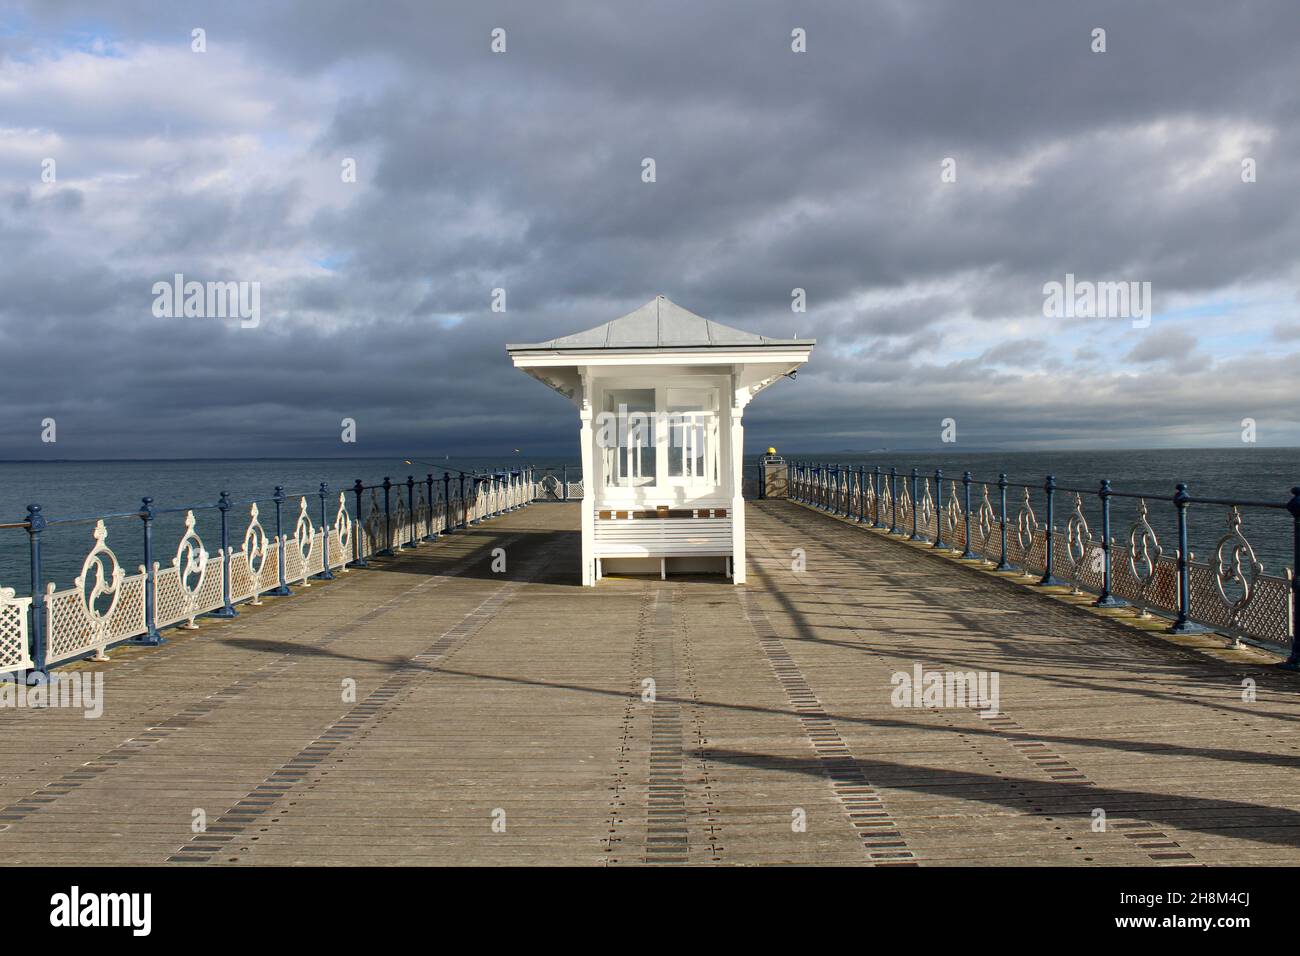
1, 499, 1298, 866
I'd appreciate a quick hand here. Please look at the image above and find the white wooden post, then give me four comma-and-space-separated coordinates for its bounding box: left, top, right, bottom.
579, 369, 596, 586
729, 392, 747, 584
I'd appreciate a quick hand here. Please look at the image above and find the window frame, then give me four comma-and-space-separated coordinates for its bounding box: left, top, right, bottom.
593, 376, 727, 501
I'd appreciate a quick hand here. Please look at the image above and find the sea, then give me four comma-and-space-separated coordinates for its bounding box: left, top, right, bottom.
0, 447, 1295, 593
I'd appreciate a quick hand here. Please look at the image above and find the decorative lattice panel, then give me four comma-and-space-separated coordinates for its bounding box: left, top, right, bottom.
1188, 562, 1289, 644
305, 534, 325, 577
153, 565, 188, 628
283, 538, 305, 583
260, 544, 280, 593
229, 550, 255, 603
45, 571, 146, 666
0, 590, 33, 674
193, 553, 226, 615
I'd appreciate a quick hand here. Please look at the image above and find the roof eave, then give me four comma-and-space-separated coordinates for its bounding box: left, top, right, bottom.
506, 340, 816, 354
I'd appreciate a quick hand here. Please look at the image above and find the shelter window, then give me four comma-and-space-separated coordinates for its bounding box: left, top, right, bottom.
666, 388, 717, 485
604, 389, 656, 487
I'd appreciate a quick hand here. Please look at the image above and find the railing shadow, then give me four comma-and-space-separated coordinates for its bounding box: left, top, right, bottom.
700, 746, 1300, 850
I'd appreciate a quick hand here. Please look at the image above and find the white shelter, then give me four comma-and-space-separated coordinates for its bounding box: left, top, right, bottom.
507, 295, 814, 585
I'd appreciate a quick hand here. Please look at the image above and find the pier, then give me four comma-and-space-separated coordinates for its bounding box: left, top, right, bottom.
2, 496, 1297, 866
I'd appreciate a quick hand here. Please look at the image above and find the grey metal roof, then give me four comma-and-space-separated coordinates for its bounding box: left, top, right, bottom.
506, 296, 815, 351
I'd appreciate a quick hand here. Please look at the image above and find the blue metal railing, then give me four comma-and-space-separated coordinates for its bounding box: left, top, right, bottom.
785, 459, 1300, 669
1, 466, 539, 683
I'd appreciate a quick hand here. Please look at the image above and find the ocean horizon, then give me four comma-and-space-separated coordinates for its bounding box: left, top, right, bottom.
1, 446, 1296, 592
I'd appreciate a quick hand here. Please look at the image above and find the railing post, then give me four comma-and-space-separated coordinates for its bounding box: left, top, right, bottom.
380, 477, 393, 555
425, 474, 437, 540
888, 467, 898, 534
1170, 483, 1204, 633
872, 466, 882, 526
1039, 475, 1063, 586
352, 480, 368, 567
995, 474, 1011, 571
933, 469, 946, 548
909, 468, 921, 540
561, 465, 568, 501
318, 483, 335, 580
458, 472, 467, 527
443, 473, 453, 534
213, 491, 238, 616
25, 504, 48, 682
857, 465, 866, 522
960, 471, 977, 559
132, 497, 165, 644
1095, 479, 1123, 607
272, 485, 293, 594
407, 475, 417, 547
1284, 488, 1300, 670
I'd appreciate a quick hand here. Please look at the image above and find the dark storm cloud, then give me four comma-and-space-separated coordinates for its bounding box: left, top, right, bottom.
0, 0, 1298, 460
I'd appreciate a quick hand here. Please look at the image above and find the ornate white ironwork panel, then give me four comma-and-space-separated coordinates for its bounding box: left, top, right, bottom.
0, 587, 32, 675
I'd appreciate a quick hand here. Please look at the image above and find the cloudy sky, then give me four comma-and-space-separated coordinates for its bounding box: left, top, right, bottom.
2, 0, 1298, 460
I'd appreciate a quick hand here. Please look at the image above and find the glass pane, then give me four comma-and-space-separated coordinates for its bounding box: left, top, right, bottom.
668, 420, 684, 476
605, 389, 655, 487
666, 388, 716, 483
